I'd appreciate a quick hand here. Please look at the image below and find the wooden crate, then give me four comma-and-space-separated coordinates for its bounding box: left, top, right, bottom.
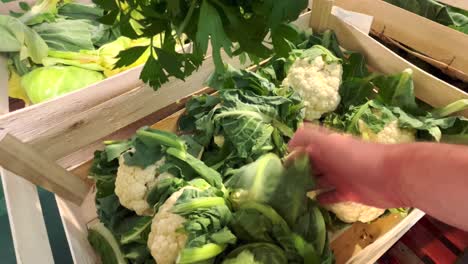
0, 1, 466, 263
333, 0, 468, 83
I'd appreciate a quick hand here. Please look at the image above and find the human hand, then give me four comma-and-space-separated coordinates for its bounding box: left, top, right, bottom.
289, 124, 407, 209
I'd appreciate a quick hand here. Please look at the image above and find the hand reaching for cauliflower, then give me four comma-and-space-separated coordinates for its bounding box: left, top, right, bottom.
289, 124, 468, 231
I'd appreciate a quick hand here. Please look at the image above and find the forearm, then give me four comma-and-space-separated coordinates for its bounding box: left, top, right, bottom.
384, 143, 468, 231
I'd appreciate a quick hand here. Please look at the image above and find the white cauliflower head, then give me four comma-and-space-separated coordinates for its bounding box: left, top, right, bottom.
114, 155, 171, 216
359, 120, 416, 144
147, 187, 194, 264
282, 54, 343, 120
325, 201, 386, 223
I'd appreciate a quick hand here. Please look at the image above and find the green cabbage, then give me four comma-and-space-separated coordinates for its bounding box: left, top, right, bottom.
21, 66, 104, 104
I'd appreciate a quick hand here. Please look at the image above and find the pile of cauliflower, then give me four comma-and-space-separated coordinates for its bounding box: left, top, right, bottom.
283, 47, 414, 223
114, 154, 187, 264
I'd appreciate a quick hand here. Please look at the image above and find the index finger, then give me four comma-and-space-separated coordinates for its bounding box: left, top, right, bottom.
289, 123, 333, 150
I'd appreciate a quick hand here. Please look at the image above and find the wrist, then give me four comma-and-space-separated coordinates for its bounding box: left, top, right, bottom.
380, 144, 414, 208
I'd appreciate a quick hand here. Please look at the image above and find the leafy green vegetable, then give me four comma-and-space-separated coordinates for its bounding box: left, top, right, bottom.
384, 0, 468, 34
180, 67, 304, 172
229, 201, 320, 263
32, 19, 96, 51
93, 0, 309, 89
171, 188, 237, 263
88, 222, 128, 264
21, 66, 104, 104
222, 243, 288, 264
0, 15, 48, 64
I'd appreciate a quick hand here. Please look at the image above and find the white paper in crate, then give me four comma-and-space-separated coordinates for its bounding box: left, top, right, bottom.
332, 6, 374, 35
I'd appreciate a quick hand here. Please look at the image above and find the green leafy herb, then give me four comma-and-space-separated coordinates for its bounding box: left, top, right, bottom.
93, 0, 309, 89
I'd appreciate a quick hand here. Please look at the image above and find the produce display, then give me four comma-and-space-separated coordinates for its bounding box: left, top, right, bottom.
384, 0, 468, 33
1, 0, 156, 105
87, 30, 468, 264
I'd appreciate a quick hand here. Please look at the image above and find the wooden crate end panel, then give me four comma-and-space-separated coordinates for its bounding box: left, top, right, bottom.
328, 14, 468, 115
334, 0, 468, 75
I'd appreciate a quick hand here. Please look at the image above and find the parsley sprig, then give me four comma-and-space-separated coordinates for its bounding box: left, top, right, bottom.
93, 0, 309, 89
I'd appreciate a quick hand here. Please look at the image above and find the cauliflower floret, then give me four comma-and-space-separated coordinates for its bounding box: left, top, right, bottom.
325, 201, 386, 223
115, 156, 168, 215
359, 120, 416, 144
282, 56, 343, 120
147, 187, 194, 264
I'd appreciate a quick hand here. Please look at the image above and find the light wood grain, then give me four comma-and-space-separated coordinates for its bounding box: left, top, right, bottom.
310, 0, 334, 32
1, 170, 55, 264
326, 10, 468, 115
0, 132, 90, 204
378, 34, 468, 82
347, 210, 425, 264
334, 0, 468, 82
56, 195, 97, 264
437, 0, 468, 10
1, 55, 55, 264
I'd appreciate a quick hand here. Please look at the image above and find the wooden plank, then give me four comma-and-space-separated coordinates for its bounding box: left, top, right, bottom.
310, 0, 334, 32
326, 10, 468, 115
56, 195, 97, 264
1, 52, 55, 264
29, 59, 226, 162
1, 170, 55, 264
437, 0, 468, 10
0, 132, 90, 204
334, 0, 468, 82
378, 35, 468, 82
346, 210, 425, 264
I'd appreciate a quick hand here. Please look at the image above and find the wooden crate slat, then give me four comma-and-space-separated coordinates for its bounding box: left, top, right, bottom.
401, 222, 458, 264
1, 170, 55, 264
28, 57, 230, 162
56, 195, 97, 264
0, 132, 90, 205
0, 65, 144, 142
1, 48, 54, 264
437, 0, 468, 10
334, 0, 468, 82
325, 10, 468, 114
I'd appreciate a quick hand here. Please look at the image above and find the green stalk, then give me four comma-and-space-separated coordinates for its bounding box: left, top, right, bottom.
177, 243, 226, 264
42, 57, 105, 71
431, 99, 468, 118
19, 0, 60, 24
171, 197, 226, 214
176, 0, 197, 36
346, 102, 370, 134
272, 119, 294, 138
239, 201, 290, 231
88, 222, 127, 264
136, 129, 186, 150
167, 147, 224, 189
48, 50, 100, 62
